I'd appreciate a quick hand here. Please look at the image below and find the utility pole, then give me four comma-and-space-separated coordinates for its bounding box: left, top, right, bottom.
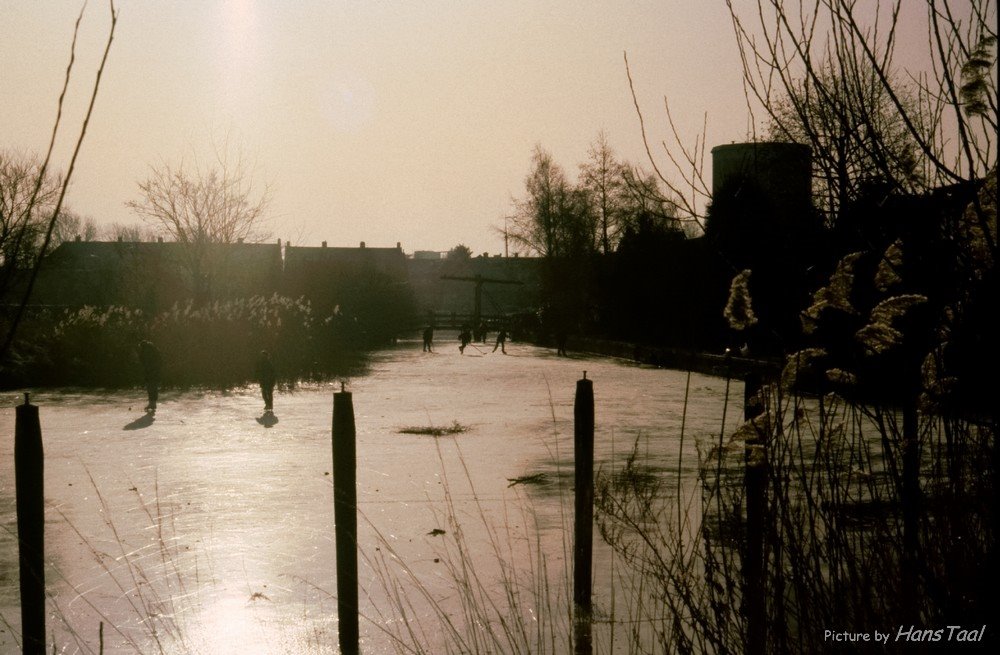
504, 215, 510, 258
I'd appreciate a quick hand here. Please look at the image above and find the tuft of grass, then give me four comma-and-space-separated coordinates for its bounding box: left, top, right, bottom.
398, 421, 470, 437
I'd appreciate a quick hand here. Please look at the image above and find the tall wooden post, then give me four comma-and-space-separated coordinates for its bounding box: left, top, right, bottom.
743, 374, 766, 655
743, 372, 764, 421
901, 395, 919, 623
15, 393, 46, 655
574, 373, 594, 655
333, 387, 359, 655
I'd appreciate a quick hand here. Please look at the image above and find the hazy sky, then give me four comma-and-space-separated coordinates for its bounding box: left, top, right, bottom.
1, 1, 929, 255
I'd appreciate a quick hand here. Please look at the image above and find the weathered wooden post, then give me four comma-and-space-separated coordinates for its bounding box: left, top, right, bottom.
901, 395, 919, 623
15, 393, 46, 655
743, 373, 766, 655
332, 385, 359, 655
573, 372, 594, 655
743, 372, 764, 421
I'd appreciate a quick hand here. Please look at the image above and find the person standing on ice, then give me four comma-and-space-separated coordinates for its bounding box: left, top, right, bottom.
459, 324, 472, 354
255, 350, 276, 412
556, 328, 569, 357
422, 325, 434, 352
492, 327, 508, 354
138, 340, 162, 413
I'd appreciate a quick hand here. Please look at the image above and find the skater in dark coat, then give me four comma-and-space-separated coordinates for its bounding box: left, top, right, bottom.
423, 326, 434, 352
459, 324, 472, 354
492, 328, 508, 354
255, 350, 276, 411
138, 340, 162, 412
556, 328, 569, 357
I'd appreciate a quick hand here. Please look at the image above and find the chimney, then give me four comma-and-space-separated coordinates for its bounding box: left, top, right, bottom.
74, 234, 82, 242
322, 241, 327, 248
117, 236, 123, 242
237, 237, 244, 244
157, 236, 164, 243
396, 241, 401, 250
360, 241, 366, 249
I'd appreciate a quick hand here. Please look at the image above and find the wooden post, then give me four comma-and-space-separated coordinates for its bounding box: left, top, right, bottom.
743, 372, 763, 421
573, 373, 594, 655
15, 393, 45, 655
743, 374, 766, 655
333, 387, 359, 655
901, 395, 919, 623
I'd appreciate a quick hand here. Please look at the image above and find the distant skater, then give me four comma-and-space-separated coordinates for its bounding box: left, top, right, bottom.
492, 328, 508, 354
423, 326, 434, 352
459, 324, 472, 354
255, 350, 276, 412
556, 329, 568, 357
138, 340, 162, 413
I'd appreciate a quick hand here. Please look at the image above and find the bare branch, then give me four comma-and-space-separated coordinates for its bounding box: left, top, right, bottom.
1, 1, 119, 362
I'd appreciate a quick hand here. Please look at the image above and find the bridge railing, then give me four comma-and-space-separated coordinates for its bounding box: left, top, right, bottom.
417, 312, 510, 330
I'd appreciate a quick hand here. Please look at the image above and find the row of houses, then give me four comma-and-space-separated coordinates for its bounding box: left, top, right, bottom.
25, 238, 542, 321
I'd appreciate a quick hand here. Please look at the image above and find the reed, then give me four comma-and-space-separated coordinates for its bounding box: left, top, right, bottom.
594, 375, 996, 652
2, 294, 367, 389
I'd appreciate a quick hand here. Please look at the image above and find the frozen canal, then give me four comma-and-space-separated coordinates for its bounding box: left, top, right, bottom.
1, 338, 740, 654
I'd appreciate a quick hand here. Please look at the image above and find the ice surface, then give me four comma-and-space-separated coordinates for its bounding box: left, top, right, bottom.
1, 340, 737, 653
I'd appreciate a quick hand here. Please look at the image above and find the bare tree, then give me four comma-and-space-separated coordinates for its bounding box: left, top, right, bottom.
100, 221, 156, 242
508, 145, 595, 258
578, 132, 626, 254
1, 1, 118, 364
724, 0, 996, 252
624, 52, 713, 233
765, 61, 922, 223
509, 141, 686, 258
619, 164, 686, 236
0, 150, 63, 294
51, 208, 99, 245
127, 152, 270, 303
1, 152, 97, 280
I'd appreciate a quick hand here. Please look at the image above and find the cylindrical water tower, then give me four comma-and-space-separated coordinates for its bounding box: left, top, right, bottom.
711, 142, 811, 216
